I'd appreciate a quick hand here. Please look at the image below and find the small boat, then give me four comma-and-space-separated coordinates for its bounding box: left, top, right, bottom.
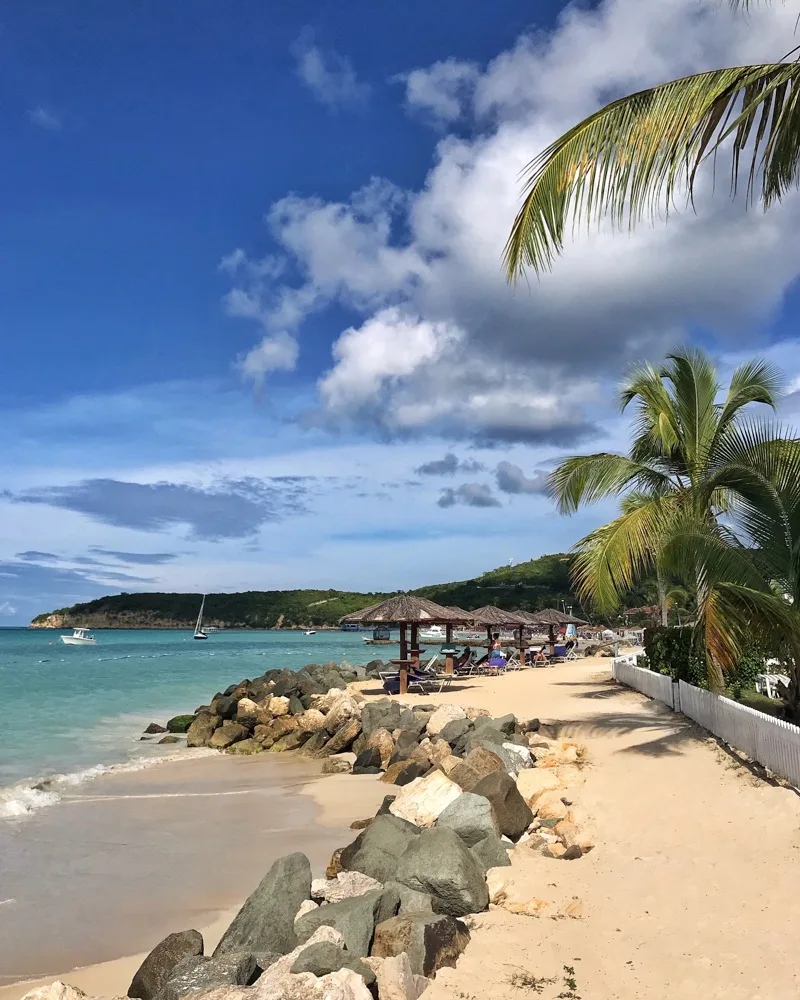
194, 595, 208, 640
60, 627, 97, 646
420, 625, 447, 642
304, 629, 317, 636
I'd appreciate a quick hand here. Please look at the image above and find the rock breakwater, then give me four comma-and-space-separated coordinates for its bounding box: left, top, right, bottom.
26, 659, 594, 1000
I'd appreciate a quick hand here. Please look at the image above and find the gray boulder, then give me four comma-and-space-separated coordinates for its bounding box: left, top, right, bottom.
361, 700, 403, 736
128, 929, 203, 1000
352, 747, 383, 774
449, 746, 505, 791
372, 912, 471, 977
470, 833, 512, 872
186, 712, 220, 748
471, 770, 533, 840
394, 827, 489, 917
463, 736, 520, 774
159, 953, 255, 1000
210, 695, 238, 720
474, 714, 517, 736
213, 852, 311, 957
294, 887, 399, 957
315, 718, 361, 757
289, 942, 376, 985
208, 720, 249, 750
339, 814, 421, 883
439, 719, 473, 746
436, 792, 499, 848
384, 881, 434, 915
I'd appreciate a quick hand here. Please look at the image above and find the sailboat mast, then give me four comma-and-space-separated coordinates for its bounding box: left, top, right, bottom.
195, 594, 206, 634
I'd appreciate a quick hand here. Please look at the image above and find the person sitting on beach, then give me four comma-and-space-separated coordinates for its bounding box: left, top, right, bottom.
476, 633, 501, 667
532, 646, 549, 665
454, 646, 473, 670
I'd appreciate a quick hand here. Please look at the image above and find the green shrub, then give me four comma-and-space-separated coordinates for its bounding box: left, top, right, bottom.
643, 626, 707, 686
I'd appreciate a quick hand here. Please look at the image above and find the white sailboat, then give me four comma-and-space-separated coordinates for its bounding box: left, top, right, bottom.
193, 595, 208, 640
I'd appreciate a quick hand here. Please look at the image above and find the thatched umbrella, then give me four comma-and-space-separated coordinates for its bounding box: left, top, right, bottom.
469, 606, 529, 665
341, 596, 471, 690
528, 608, 589, 655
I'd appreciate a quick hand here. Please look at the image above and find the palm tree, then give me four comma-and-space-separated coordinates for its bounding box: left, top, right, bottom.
550, 346, 799, 690
504, 1, 799, 278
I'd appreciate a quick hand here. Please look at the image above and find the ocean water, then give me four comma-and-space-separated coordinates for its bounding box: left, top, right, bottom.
0, 627, 378, 818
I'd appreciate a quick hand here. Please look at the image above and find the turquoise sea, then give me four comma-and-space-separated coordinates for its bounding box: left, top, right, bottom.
0, 627, 378, 818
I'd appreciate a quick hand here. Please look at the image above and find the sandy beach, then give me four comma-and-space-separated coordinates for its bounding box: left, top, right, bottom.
0, 752, 389, 1000
5, 654, 800, 1000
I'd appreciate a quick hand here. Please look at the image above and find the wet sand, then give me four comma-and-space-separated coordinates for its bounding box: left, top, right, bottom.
0, 751, 389, 999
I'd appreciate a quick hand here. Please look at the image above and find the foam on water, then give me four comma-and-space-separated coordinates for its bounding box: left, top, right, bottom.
0, 747, 217, 819
0, 626, 375, 821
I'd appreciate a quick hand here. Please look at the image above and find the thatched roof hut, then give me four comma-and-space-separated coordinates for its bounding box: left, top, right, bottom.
468, 605, 529, 627
340, 595, 470, 625
528, 608, 589, 652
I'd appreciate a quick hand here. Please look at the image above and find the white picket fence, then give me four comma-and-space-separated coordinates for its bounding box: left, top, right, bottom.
611, 655, 800, 787
677, 681, 800, 787
611, 654, 676, 709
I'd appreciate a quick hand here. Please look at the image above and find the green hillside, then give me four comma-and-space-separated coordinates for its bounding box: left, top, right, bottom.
31, 552, 589, 628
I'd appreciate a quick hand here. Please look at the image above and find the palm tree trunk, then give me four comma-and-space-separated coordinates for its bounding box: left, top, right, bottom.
657, 565, 669, 627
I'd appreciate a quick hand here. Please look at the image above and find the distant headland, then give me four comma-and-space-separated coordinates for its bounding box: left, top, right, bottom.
29, 553, 590, 629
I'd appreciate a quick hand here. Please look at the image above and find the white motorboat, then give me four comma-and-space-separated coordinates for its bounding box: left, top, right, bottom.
304, 629, 317, 635
60, 627, 97, 646
420, 625, 447, 642
194, 595, 208, 640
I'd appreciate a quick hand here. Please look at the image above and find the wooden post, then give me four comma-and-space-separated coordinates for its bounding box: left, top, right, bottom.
400, 623, 408, 662
444, 622, 454, 674
549, 624, 556, 656
410, 624, 420, 668
399, 623, 409, 695
518, 625, 524, 667
399, 666, 408, 696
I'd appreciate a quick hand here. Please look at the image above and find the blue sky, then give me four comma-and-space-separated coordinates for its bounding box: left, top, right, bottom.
2, 0, 800, 624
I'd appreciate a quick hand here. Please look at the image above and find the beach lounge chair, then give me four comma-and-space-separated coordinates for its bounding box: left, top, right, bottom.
505, 650, 522, 670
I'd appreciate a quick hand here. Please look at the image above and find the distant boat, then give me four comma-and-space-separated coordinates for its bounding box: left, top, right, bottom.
205, 626, 222, 633
194, 596, 208, 640
420, 625, 447, 642
304, 629, 317, 636
60, 627, 97, 646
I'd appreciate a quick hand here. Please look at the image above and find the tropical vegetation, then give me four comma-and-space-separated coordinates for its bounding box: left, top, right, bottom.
504, 0, 800, 278
31, 553, 586, 630
548, 347, 800, 711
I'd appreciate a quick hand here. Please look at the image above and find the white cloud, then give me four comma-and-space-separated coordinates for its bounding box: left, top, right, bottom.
292, 33, 370, 109
0, 601, 17, 616
237, 332, 299, 387
27, 106, 62, 131
227, 0, 800, 445
398, 58, 480, 123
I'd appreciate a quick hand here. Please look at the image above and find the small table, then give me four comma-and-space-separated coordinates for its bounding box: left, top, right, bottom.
440, 647, 458, 675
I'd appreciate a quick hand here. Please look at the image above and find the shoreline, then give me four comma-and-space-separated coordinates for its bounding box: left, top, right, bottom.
0, 753, 391, 1000
8, 654, 800, 998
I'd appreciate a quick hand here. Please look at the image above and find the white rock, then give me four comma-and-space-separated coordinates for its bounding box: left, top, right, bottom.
324, 695, 362, 731
486, 867, 514, 905
413, 975, 430, 998
375, 953, 429, 1000
236, 698, 261, 724
324, 871, 383, 904
21, 985, 89, 1000
270, 697, 291, 718
296, 710, 327, 733
252, 968, 373, 1000
389, 770, 462, 827
502, 742, 532, 769
295, 898, 320, 921
425, 704, 467, 737
311, 877, 329, 901
516, 769, 562, 806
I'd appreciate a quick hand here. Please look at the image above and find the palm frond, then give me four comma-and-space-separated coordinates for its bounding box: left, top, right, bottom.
718, 358, 783, 435
505, 62, 800, 278
571, 497, 676, 613
661, 348, 720, 472
547, 453, 673, 514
